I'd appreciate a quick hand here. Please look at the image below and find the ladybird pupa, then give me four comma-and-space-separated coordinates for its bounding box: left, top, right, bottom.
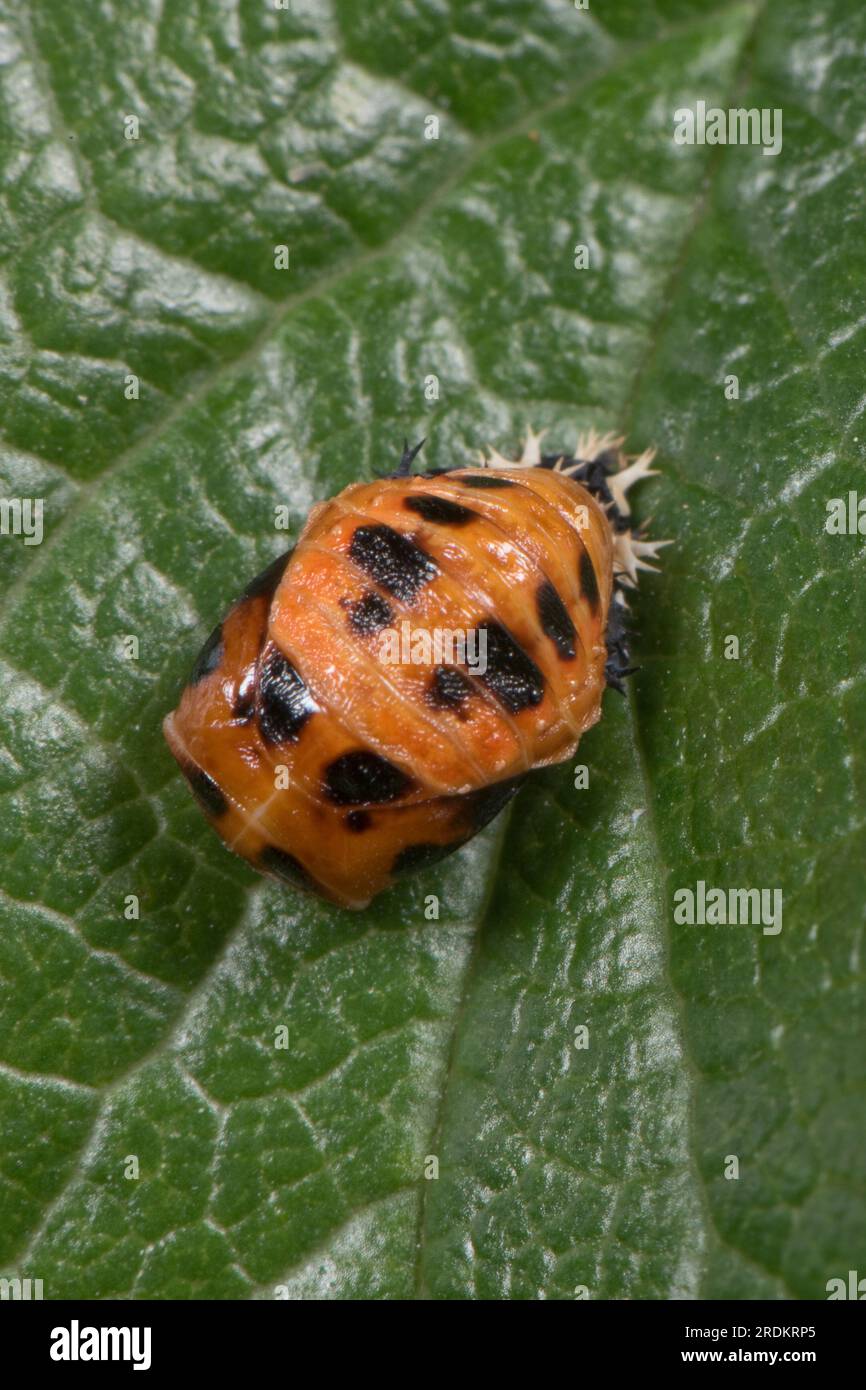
163, 431, 667, 908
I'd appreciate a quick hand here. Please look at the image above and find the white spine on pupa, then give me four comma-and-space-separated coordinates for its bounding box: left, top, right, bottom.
477, 427, 671, 588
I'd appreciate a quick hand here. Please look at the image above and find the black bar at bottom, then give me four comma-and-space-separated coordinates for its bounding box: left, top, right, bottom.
0, 1296, 861, 1374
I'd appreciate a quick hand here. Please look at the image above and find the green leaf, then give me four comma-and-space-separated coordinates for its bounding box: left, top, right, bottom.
1, 0, 863, 1300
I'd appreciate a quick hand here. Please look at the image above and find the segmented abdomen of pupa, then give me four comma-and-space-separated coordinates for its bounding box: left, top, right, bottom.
163, 439, 656, 909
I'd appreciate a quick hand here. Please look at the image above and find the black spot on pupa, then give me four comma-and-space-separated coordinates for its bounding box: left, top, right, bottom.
427, 665, 473, 712
258, 645, 316, 745
189, 623, 224, 685
348, 591, 393, 636
458, 474, 517, 489
325, 750, 412, 805
391, 840, 458, 876
345, 810, 372, 832
461, 775, 526, 832
184, 764, 228, 819
578, 547, 600, 615
404, 493, 477, 526
476, 621, 544, 712
349, 524, 437, 602
260, 845, 315, 892
240, 547, 294, 603
536, 579, 577, 660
